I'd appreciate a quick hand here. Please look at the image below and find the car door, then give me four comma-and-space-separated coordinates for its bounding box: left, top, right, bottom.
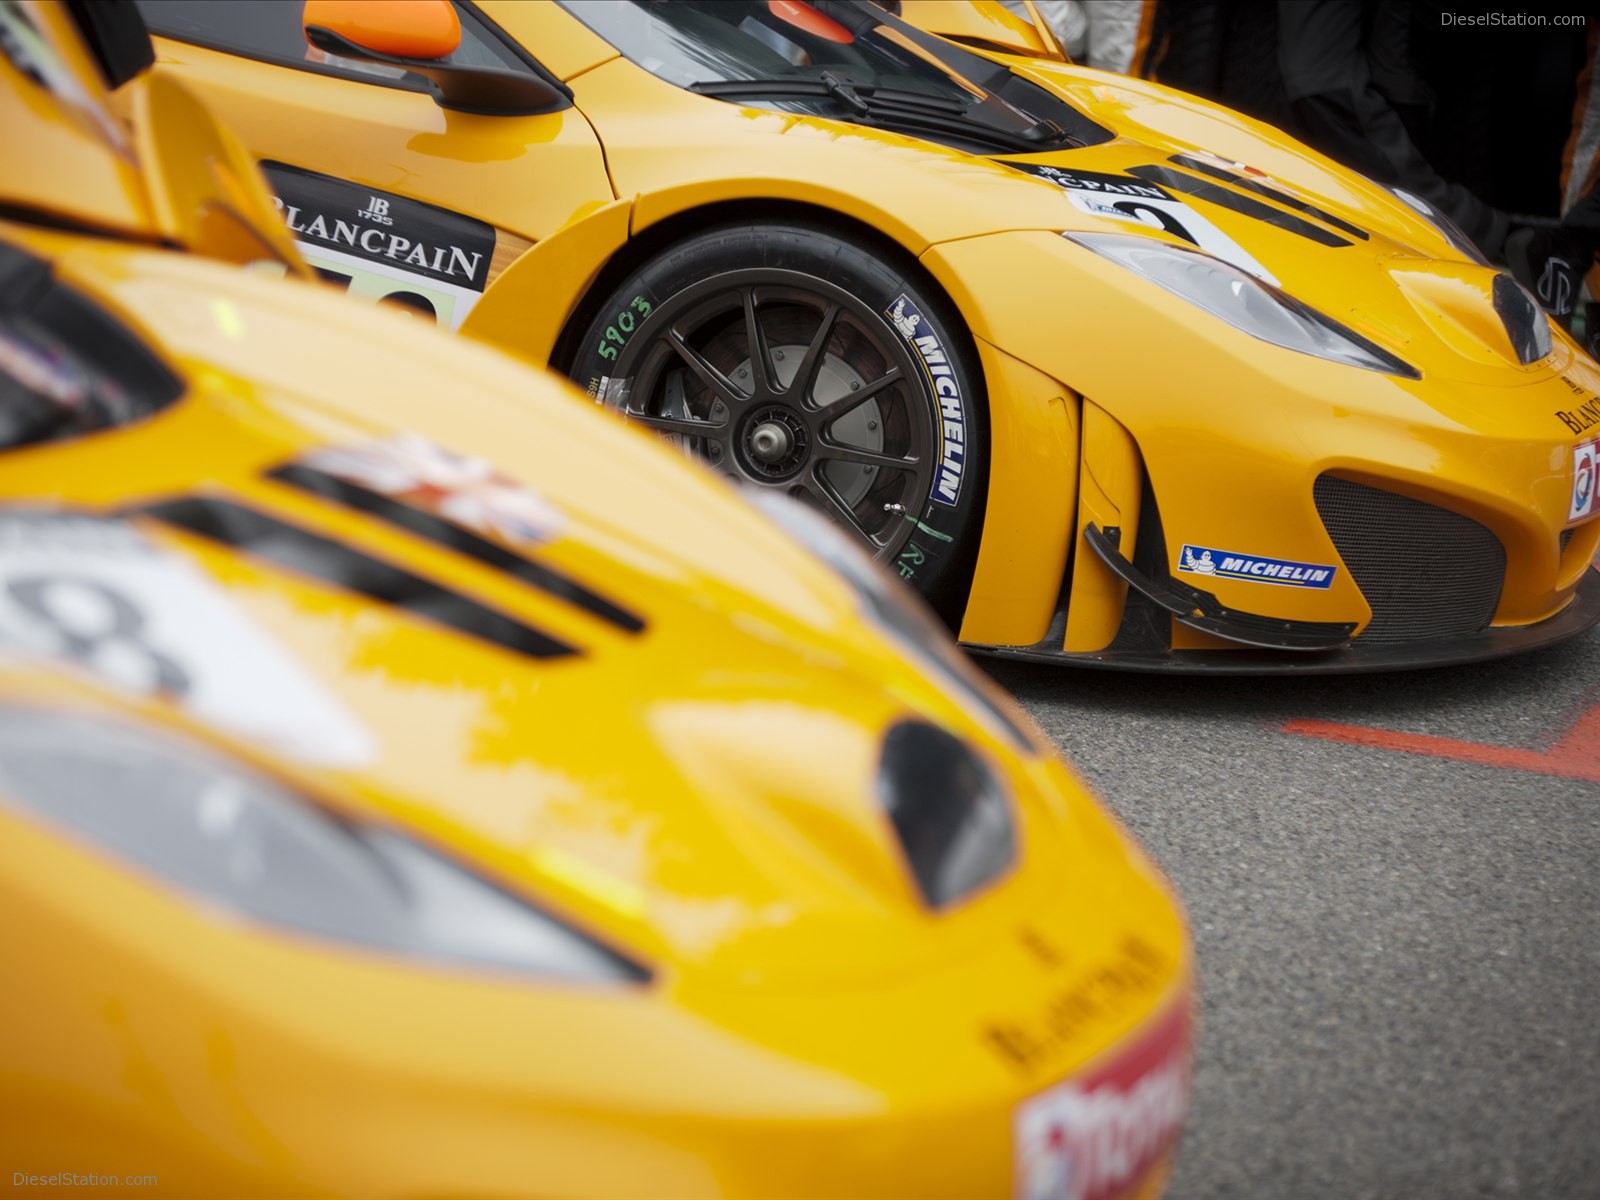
135, 0, 613, 329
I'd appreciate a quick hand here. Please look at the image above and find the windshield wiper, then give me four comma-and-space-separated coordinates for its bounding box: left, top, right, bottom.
694, 73, 875, 114
819, 69, 870, 116
688, 77, 1066, 151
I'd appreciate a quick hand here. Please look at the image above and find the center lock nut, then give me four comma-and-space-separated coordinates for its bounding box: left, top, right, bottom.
738, 405, 809, 481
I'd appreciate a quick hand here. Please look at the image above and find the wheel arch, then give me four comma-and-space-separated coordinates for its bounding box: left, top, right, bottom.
552, 196, 976, 385
554, 196, 994, 627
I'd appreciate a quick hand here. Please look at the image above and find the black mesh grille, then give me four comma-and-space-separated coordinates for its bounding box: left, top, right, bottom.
1313, 476, 1505, 644
1561, 528, 1575, 555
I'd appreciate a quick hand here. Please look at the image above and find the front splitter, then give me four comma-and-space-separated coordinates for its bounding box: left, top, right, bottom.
964, 568, 1600, 676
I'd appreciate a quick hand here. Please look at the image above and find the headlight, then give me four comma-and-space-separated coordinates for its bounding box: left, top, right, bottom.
1062, 231, 1419, 378
750, 491, 1035, 753
878, 719, 1015, 909
0, 707, 648, 983
1389, 187, 1492, 266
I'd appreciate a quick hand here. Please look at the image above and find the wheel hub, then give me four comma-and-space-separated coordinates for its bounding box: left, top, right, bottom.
749, 420, 792, 463
737, 405, 808, 480
605, 272, 934, 563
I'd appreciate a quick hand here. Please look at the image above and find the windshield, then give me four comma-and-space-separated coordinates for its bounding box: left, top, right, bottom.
557, 0, 1110, 153
558, 0, 981, 101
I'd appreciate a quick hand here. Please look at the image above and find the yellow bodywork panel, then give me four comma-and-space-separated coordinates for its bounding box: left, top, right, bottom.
124, 71, 305, 271
1066, 402, 1142, 653
459, 196, 633, 367
146, 36, 612, 245
898, 0, 1058, 58
0, 1, 154, 238
958, 340, 1079, 647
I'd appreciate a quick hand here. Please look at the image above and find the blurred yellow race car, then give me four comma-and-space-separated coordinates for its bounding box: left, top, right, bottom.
1, 4, 1190, 1198
131, 0, 1600, 672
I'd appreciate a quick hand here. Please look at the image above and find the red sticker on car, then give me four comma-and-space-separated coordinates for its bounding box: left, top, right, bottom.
1014, 996, 1191, 1200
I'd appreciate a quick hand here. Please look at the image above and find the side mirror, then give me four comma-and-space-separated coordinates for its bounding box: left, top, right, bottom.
302, 0, 565, 115
304, 0, 462, 60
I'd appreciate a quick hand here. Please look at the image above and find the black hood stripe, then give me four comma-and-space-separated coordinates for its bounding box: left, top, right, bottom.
1126, 164, 1354, 247
1167, 154, 1369, 240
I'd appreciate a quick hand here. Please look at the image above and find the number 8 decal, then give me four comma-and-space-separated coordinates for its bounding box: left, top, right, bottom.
5, 576, 190, 696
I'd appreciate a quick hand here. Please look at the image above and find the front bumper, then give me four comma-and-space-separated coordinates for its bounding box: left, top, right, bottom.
927, 230, 1600, 671
969, 564, 1600, 675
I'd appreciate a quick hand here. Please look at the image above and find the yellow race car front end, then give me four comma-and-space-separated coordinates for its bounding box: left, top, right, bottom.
0, 227, 1191, 1200
1, 5, 1191, 1196
130, 0, 1600, 672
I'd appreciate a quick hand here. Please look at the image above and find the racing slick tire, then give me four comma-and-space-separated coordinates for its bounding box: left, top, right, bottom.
569, 223, 986, 624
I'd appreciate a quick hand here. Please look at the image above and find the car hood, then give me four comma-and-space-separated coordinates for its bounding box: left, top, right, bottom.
576, 47, 1541, 387
0, 231, 1141, 989
997, 61, 1545, 376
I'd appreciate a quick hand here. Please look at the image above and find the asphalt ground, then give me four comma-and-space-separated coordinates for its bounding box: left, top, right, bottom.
981, 623, 1600, 1200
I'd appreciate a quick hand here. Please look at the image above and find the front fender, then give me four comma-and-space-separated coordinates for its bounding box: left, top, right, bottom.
458, 196, 633, 368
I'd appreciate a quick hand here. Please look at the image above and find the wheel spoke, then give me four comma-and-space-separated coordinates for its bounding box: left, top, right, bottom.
817, 441, 920, 473
742, 289, 777, 396
814, 366, 903, 426
666, 330, 747, 408
800, 471, 883, 548
625, 408, 727, 437
790, 302, 842, 405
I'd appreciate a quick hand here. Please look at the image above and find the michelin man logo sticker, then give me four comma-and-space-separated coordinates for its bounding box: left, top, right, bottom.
1179, 544, 1336, 589
887, 294, 965, 507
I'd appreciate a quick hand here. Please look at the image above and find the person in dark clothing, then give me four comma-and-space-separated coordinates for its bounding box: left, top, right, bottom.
1506, 23, 1600, 336
1276, 0, 1511, 258
1506, 183, 1600, 333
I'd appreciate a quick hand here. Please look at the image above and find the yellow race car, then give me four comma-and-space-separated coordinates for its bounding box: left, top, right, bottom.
131, 0, 1600, 672
2, 3, 1190, 1197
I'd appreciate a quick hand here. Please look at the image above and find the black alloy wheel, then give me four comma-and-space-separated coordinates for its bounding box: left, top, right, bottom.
570, 224, 986, 620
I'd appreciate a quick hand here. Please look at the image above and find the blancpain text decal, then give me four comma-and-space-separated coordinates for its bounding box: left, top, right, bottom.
261, 162, 497, 330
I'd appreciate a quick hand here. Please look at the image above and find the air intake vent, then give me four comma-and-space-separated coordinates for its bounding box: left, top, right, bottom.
1313, 477, 1505, 644
1492, 273, 1553, 363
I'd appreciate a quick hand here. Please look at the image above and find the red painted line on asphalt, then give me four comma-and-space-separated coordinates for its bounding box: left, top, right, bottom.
1283, 699, 1600, 783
